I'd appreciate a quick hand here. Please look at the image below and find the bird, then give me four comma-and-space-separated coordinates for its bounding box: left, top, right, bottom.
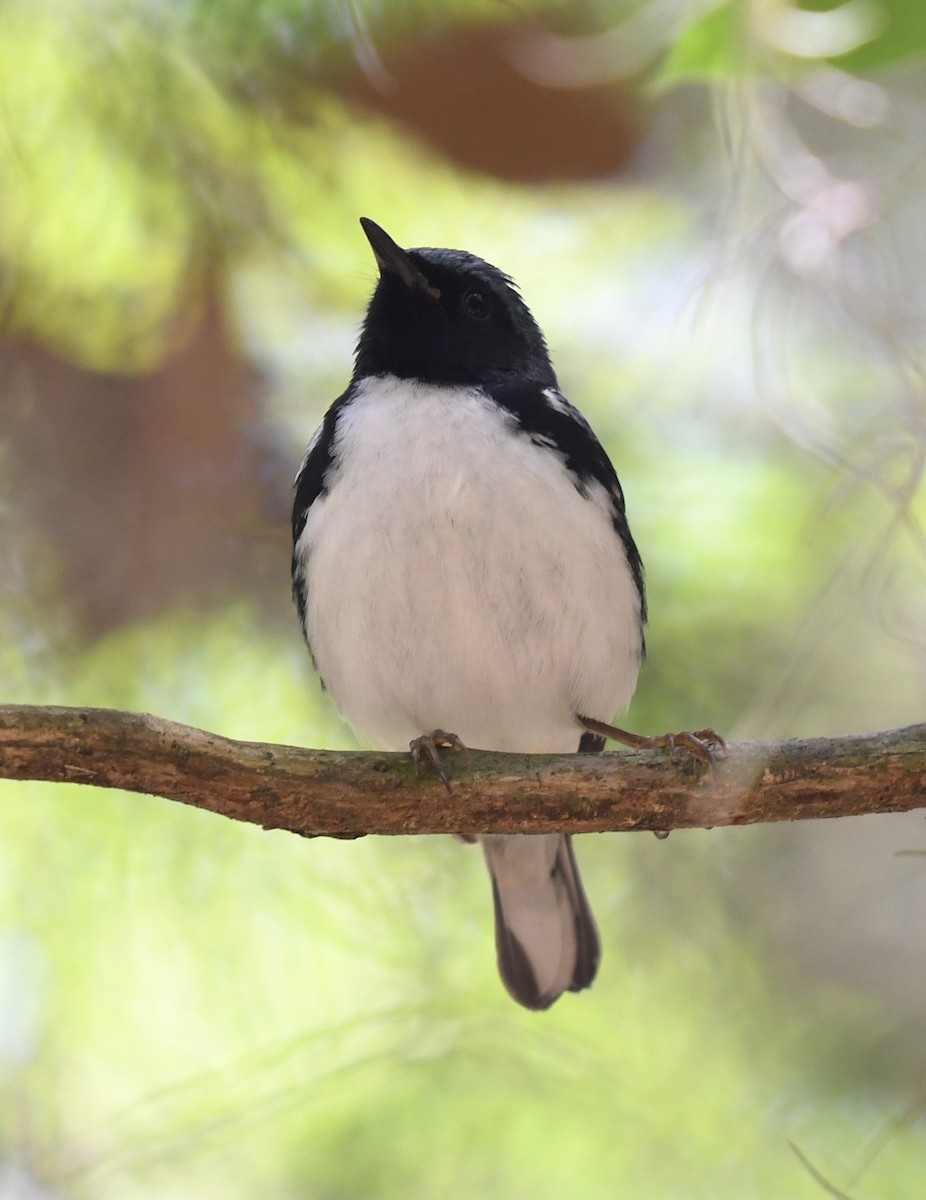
292, 217, 651, 1010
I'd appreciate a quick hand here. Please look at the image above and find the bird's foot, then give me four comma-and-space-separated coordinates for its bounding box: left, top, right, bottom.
577, 716, 725, 840
409, 729, 467, 794
577, 716, 726, 769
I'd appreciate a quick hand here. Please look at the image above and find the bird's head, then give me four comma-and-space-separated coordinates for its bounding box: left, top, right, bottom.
354, 218, 557, 389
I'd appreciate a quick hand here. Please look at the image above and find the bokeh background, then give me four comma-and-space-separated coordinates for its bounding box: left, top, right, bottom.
3, 1, 926, 1196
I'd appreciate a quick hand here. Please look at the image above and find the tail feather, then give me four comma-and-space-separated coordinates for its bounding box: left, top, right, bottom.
556, 834, 600, 994
481, 832, 600, 1011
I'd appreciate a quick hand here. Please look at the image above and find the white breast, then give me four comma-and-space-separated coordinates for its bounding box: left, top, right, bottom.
295, 376, 642, 753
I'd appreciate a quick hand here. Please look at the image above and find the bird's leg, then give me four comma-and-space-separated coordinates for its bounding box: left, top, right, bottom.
578, 717, 725, 840
577, 716, 726, 769
409, 729, 467, 794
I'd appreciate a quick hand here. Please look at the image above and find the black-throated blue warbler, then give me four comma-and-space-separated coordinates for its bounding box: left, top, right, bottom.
292, 219, 718, 1009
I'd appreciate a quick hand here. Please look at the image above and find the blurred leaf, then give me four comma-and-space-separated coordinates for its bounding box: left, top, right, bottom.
655, 0, 926, 89
652, 2, 745, 90
832, 0, 926, 70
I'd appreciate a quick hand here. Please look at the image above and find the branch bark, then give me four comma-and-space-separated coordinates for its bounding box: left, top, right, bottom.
1, 704, 925, 838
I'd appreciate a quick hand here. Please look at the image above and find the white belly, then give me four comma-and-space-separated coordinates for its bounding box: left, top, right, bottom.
295, 376, 643, 753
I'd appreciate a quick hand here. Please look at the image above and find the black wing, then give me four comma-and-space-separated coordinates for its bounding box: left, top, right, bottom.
291, 384, 355, 635
485, 380, 646, 625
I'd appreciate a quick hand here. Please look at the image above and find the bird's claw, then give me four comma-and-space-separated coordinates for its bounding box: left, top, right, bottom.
651, 728, 726, 768
409, 729, 467, 794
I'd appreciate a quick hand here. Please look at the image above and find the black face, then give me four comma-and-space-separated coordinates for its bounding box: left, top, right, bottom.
354, 220, 557, 389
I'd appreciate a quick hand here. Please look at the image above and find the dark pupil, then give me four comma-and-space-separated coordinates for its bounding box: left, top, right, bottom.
462, 289, 491, 320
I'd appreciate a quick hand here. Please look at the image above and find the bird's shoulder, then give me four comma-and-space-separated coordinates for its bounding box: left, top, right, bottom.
484, 380, 624, 511
485, 379, 646, 617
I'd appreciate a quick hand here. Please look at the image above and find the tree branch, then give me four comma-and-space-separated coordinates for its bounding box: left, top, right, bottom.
1, 704, 924, 838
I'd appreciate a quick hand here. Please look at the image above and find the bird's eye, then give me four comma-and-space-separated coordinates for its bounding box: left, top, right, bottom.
461, 288, 491, 320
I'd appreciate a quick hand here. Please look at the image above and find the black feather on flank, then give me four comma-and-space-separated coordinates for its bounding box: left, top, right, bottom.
291, 386, 354, 545
486, 381, 647, 627
291, 385, 354, 667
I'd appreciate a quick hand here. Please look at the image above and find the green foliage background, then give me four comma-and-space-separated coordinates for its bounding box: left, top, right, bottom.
2, 1, 926, 1197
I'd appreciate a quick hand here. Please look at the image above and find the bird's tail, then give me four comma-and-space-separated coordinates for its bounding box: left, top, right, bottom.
480, 833, 600, 1010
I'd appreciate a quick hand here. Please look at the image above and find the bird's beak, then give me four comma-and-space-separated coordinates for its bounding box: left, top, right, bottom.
360, 217, 441, 300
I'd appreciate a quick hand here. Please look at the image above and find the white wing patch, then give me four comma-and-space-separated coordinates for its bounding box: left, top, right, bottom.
542, 388, 572, 416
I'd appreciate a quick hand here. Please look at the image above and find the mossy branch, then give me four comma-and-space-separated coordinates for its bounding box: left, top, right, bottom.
1, 704, 924, 838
